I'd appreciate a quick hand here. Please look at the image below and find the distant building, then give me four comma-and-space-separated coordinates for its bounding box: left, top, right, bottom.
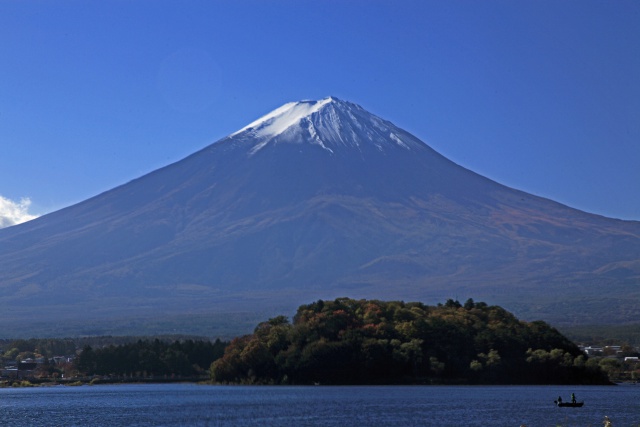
1, 367, 17, 378
582, 346, 604, 356
605, 345, 622, 354
1, 362, 38, 379
17, 362, 38, 378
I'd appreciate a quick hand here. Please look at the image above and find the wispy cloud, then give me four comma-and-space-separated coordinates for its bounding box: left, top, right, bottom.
0, 195, 39, 228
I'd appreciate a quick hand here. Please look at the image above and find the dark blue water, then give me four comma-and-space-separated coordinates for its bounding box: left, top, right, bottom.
0, 383, 638, 426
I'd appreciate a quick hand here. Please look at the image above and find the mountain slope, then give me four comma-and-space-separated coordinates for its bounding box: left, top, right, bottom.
1, 97, 639, 336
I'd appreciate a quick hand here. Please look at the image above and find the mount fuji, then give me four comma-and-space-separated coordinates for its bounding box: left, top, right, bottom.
1, 97, 639, 336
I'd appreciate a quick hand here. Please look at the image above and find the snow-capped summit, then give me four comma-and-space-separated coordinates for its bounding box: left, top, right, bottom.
232, 97, 334, 139
231, 97, 423, 155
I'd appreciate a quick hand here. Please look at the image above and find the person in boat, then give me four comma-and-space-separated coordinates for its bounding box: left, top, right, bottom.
557, 396, 563, 404
571, 393, 576, 403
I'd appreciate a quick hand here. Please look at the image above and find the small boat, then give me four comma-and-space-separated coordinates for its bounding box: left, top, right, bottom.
554, 400, 584, 407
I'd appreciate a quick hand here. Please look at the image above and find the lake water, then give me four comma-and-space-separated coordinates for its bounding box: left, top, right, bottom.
0, 383, 638, 426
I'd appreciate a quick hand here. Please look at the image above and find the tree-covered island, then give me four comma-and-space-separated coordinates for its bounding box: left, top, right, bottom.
210, 298, 610, 385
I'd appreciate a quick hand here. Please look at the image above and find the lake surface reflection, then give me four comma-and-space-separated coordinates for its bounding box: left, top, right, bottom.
1, 383, 638, 426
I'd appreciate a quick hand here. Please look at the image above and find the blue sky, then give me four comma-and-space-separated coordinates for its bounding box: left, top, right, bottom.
1, 0, 639, 225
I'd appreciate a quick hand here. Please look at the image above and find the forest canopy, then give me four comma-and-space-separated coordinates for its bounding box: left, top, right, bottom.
76, 339, 226, 378
210, 298, 609, 385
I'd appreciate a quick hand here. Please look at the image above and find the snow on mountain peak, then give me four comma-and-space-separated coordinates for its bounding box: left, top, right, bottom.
231, 97, 334, 139
230, 97, 424, 155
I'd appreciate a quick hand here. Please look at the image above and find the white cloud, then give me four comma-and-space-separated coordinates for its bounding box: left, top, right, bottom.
0, 195, 39, 228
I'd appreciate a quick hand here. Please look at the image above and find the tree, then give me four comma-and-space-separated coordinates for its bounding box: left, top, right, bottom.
75, 346, 96, 375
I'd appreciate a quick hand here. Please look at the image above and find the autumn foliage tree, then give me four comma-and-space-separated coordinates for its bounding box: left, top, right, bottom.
210, 298, 609, 385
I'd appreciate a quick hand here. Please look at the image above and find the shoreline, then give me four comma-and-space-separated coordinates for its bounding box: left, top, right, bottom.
0, 376, 209, 388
